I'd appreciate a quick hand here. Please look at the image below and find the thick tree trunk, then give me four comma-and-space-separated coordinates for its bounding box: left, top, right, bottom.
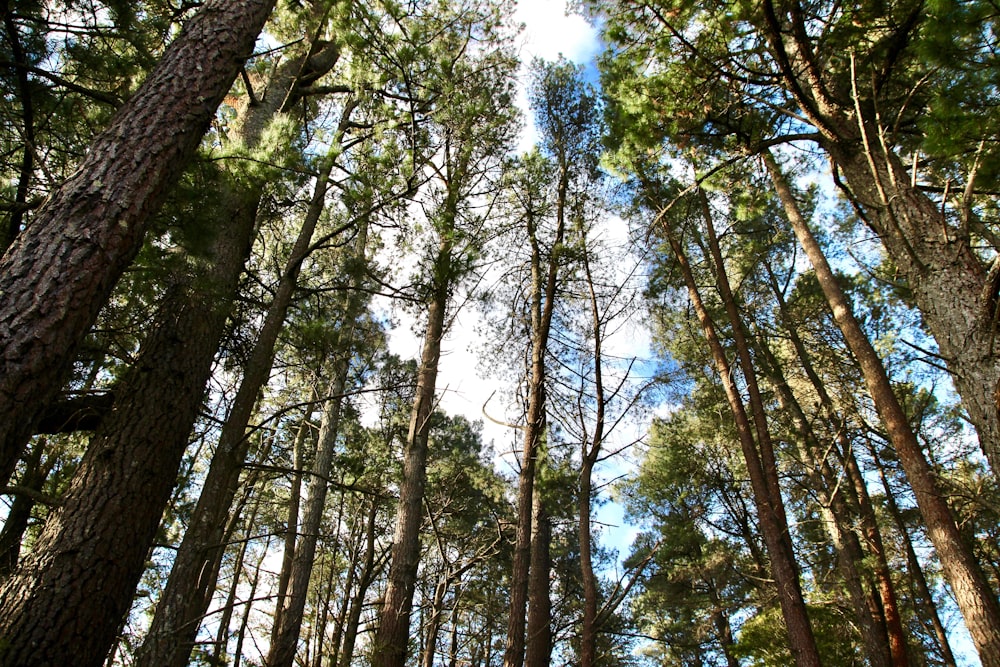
663, 222, 821, 667
0, 0, 276, 484
766, 150, 1000, 666
372, 228, 452, 667
759, 3, 1000, 472
137, 72, 350, 664
831, 143, 1000, 472
0, 174, 259, 667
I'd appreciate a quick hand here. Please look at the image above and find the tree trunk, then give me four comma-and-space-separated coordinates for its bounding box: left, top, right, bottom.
757, 334, 896, 667
869, 440, 958, 667
524, 487, 552, 667
273, 420, 309, 638
135, 42, 348, 667
695, 188, 823, 666
662, 218, 821, 667
766, 149, 1000, 666
759, 3, 1000, 472
764, 261, 911, 667
504, 167, 567, 667
0, 437, 54, 578
372, 228, 453, 667
0, 154, 259, 667
339, 499, 381, 667
0, 0, 276, 484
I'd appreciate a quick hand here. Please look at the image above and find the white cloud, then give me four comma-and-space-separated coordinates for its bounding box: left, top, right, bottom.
512, 0, 601, 152
513, 0, 600, 64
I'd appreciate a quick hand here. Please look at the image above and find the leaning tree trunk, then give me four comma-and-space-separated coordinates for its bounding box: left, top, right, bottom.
758, 2, 1000, 473
766, 150, 1000, 666
0, 0, 276, 485
764, 262, 910, 667
137, 153, 335, 667
267, 226, 371, 667
0, 171, 260, 667
663, 219, 822, 667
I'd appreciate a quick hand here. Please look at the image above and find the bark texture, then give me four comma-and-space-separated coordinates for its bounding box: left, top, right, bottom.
0, 0, 276, 485
0, 181, 259, 667
759, 0, 1000, 472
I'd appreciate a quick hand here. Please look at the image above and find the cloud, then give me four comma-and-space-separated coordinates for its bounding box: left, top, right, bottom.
514, 0, 600, 64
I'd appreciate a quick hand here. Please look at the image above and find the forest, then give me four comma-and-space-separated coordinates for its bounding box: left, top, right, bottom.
1, 0, 999, 666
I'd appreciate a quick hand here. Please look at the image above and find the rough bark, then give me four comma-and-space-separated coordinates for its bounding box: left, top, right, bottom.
766, 150, 1000, 666
0, 0, 276, 485
0, 172, 259, 667
759, 0, 1000, 473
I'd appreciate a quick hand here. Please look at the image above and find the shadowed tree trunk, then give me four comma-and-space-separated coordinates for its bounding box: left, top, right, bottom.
0, 0, 276, 485
0, 163, 260, 667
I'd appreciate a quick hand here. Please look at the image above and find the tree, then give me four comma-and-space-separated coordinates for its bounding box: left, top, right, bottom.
764, 148, 1000, 664
590, 0, 1000, 478
0, 0, 277, 485
373, 5, 519, 662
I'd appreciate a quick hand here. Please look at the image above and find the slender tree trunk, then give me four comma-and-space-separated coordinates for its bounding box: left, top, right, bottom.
0, 437, 53, 578
525, 487, 552, 667
764, 261, 910, 667
766, 149, 1000, 665
661, 217, 822, 666
694, 187, 823, 666
373, 230, 453, 667
135, 51, 349, 667
0, 0, 276, 484
757, 335, 896, 667
267, 373, 350, 666
578, 229, 605, 667
504, 168, 567, 667
421, 576, 450, 667
212, 503, 259, 665
338, 499, 380, 667
273, 420, 309, 637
